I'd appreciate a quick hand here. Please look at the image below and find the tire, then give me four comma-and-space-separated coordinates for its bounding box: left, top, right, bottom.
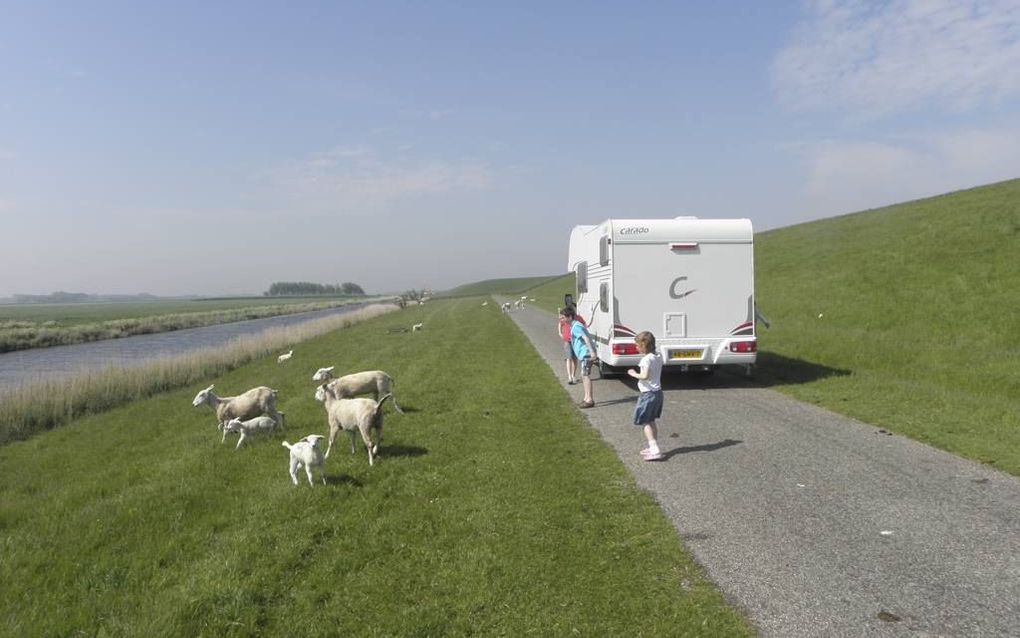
597, 361, 625, 378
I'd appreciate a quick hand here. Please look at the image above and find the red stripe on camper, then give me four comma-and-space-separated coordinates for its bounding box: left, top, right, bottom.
730, 322, 753, 335
613, 325, 637, 338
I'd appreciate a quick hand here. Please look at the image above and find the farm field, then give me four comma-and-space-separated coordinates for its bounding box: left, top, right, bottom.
0, 296, 383, 354
0, 296, 372, 327
0, 298, 751, 637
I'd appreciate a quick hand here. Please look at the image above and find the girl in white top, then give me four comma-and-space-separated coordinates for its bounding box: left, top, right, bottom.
627, 331, 664, 461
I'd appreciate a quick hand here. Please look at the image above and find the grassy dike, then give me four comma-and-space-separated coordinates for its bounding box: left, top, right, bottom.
0, 298, 751, 637
753, 179, 1020, 475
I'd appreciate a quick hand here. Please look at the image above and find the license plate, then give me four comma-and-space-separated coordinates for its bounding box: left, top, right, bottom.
670, 349, 703, 360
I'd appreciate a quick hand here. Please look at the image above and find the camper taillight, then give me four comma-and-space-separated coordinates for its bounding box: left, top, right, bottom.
612, 343, 639, 356
729, 341, 757, 353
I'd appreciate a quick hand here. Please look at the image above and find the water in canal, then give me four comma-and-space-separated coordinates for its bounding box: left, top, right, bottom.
0, 304, 372, 393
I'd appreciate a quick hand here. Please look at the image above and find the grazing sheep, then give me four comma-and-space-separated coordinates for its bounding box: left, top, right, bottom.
311, 366, 404, 414
481, 301, 488, 306
315, 383, 391, 465
278, 349, 293, 363
222, 416, 279, 450
412, 323, 423, 332
192, 384, 285, 430
282, 435, 326, 486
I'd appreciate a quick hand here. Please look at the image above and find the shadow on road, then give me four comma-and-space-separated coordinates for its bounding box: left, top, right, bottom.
662, 438, 743, 460
600, 351, 851, 391
751, 351, 851, 388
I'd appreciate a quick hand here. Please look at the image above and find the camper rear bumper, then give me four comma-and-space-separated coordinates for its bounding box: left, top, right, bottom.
598, 338, 757, 368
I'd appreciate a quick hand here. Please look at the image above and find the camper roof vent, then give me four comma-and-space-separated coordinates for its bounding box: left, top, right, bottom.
674, 216, 698, 220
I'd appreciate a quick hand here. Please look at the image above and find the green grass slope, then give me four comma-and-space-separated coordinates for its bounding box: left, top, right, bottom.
755, 178, 1020, 474
442, 275, 560, 297
0, 299, 750, 637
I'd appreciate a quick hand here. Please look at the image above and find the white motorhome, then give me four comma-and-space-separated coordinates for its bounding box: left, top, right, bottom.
567, 217, 757, 374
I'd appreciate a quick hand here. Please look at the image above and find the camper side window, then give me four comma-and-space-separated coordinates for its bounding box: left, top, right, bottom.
599, 282, 609, 312
576, 262, 588, 294
599, 236, 609, 266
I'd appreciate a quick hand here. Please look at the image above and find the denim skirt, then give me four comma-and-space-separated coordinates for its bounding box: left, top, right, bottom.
633, 390, 663, 425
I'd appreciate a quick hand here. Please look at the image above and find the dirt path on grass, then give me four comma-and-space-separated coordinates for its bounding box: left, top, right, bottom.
507, 302, 1020, 638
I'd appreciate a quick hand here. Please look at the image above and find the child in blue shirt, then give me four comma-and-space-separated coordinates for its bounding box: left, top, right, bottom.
566, 306, 597, 408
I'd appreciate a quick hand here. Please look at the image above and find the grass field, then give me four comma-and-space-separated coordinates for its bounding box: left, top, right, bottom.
0, 299, 751, 637
3, 178, 1015, 635
753, 178, 1020, 475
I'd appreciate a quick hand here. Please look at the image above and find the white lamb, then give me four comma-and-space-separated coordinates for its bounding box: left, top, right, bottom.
311, 366, 404, 414
412, 323, 423, 332
282, 435, 326, 486
192, 384, 285, 430
315, 383, 392, 465
277, 349, 293, 363
222, 415, 279, 450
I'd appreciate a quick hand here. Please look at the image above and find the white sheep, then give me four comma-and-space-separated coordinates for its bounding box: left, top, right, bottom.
501, 302, 511, 314
311, 366, 404, 414
315, 383, 392, 465
222, 415, 279, 450
278, 349, 293, 363
192, 384, 285, 430
481, 301, 488, 306
412, 323, 423, 332
282, 435, 326, 486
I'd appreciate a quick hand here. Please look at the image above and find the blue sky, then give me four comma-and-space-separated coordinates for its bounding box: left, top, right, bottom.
1, 1, 1019, 297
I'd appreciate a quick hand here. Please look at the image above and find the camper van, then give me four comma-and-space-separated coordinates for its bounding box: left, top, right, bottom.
567, 217, 757, 375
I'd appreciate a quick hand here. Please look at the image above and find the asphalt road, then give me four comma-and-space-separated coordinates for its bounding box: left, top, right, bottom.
508, 302, 1020, 637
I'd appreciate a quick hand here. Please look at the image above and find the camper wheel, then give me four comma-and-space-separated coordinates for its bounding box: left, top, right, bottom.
597, 361, 625, 379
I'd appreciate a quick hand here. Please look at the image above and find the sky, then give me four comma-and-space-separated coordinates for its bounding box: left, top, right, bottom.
1, 0, 1019, 297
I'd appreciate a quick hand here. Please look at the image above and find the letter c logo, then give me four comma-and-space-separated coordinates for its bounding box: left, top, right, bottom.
669, 276, 695, 300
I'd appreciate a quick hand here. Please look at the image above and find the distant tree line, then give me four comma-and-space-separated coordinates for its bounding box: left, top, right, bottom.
264, 282, 366, 297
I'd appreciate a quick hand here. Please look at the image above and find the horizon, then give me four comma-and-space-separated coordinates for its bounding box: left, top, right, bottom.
2, 1, 1019, 297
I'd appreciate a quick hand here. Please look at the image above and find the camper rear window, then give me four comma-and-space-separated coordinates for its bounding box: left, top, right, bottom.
576, 262, 588, 294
